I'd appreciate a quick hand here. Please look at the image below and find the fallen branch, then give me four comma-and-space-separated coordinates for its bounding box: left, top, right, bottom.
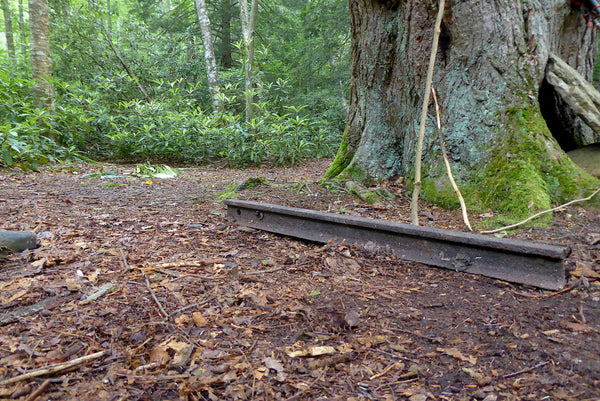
431, 87, 472, 231
502, 361, 549, 379
24, 379, 50, 401
0, 350, 109, 386
481, 186, 600, 234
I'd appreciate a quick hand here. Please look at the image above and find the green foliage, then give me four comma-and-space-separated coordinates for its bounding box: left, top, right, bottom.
53, 75, 341, 166
3, 0, 348, 169
133, 162, 181, 178
0, 58, 82, 170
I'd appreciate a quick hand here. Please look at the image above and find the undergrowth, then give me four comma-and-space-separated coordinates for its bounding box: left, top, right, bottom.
1, 59, 341, 170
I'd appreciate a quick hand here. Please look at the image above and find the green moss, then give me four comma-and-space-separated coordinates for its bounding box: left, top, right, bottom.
241, 176, 269, 188
324, 129, 352, 179
475, 104, 599, 220
345, 181, 381, 204
421, 176, 460, 209
417, 101, 599, 227
341, 165, 368, 182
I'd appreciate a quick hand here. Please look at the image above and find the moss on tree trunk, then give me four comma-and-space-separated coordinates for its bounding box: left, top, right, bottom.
329, 0, 600, 218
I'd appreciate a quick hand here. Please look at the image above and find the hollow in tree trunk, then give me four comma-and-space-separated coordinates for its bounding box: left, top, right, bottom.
326, 0, 600, 216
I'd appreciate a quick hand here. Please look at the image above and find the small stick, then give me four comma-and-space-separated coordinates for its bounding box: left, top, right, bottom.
167, 297, 213, 318
481, 186, 600, 234
24, 379, 51, 401
0, 351, 109, 386
502, 361, 549, 379
369, 361, 403, 380
243, 266, 284, 275
120, 249, 169, 320
368, 348, 419, 364
410, 0, 446, 225
431, 88, 472, 231
150, 258, 226, 269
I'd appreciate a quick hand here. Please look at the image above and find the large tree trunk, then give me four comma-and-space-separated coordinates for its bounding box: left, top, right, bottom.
29, 0, 54, 112
327, 0, 600, 215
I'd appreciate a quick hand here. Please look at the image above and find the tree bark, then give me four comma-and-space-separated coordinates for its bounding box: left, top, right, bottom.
194, 0, 223, 112
17, 0, 27, 57
2, 0, 16, 59
29, 0, 54, 111
240, 0, 258, 121
327, 0, 600, 215
219, 0, 233, 68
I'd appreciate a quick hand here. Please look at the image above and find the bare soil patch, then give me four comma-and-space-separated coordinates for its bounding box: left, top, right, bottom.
1, 160, 599, 401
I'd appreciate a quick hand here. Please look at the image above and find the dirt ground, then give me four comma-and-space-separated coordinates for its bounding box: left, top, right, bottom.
0, 159, 599, 401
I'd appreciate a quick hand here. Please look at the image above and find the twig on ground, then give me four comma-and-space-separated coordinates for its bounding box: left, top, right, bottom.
120, 248, 170, 321
481, 186, 600, 234
79, 282, 115, 305
503, 361, 549, 379
431, 87, 472, 231
389, 326, 443, 344
368, 348, 420, 364
369, 361, 403, 380
150, 258, 226, 269
24, 379, 51, 401
167, 297, 213, 318
243, 266, 285, 275
0, 351, 110, 386
410, 0, 446, 225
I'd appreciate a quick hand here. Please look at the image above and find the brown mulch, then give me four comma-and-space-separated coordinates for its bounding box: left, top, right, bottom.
0, 159, 599, 401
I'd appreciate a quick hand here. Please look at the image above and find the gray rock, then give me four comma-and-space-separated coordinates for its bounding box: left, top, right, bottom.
0, 230, 38, 252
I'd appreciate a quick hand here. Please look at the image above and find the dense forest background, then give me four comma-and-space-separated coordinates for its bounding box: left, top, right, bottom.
0, 0, 349, 169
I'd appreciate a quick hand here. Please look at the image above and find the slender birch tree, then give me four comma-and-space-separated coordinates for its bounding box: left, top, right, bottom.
17, 0, 26, 57
29, 0, 54, 111
194, 0, 223, 112
239, 0, 257, 121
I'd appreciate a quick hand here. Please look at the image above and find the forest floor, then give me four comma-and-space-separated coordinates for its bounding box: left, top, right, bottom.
0, 159, 599, 401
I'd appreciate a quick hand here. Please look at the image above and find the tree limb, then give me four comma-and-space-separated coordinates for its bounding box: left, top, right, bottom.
431, 88, 472, 231
481, 186, 600, 234
410, 0, 445, 225
0, 351, 109, 386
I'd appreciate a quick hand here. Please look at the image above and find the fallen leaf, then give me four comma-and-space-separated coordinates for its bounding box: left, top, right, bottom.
175, 314, 190, 326
149, 347, 170, 365
437, 347, 477, 365
192, 312, 208, 328
559, 321, 596, 333
285, 345, 336, 358
263, 357, 286, 381
571, 262, 600, 279
31, 258, 47, 268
